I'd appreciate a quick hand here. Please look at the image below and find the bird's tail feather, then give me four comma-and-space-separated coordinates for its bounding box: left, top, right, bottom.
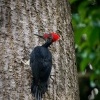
34, 86, 42, 100
31, 82, 48, 100
31, 85, 42, 100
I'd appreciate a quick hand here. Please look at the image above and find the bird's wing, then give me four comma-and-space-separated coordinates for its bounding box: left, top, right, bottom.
30, 46, 52, 81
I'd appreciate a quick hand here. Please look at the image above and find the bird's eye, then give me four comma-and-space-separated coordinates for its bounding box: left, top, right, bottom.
48, 34, 52, 39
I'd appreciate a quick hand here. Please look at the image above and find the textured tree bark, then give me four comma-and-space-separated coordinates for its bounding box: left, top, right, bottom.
0, 0, 79, 100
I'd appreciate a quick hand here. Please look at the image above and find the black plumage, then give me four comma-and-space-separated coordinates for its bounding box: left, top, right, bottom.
30, 39, 52, 100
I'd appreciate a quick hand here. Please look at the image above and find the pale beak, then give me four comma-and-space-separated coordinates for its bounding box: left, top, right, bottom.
34, 34, 44, 39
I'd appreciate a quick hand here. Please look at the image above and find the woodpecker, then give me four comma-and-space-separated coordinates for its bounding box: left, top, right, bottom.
30, 32, 60, 100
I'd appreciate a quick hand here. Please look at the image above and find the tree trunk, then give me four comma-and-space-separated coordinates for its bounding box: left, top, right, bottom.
0, 0, 79, 100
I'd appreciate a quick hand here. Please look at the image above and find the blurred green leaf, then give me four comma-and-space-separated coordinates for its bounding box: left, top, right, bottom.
70, 0, 100, 99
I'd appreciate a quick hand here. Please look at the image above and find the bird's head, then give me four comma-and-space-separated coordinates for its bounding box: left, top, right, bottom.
34, 32, 60, 42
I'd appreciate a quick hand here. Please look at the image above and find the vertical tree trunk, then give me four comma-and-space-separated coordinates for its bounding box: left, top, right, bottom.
0, 0, 79, 100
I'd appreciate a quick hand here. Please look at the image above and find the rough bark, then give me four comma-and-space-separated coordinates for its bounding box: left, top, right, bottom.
0, 0, 79, 100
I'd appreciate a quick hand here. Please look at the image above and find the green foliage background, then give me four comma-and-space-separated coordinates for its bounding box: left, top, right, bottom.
70, 0, 100, 100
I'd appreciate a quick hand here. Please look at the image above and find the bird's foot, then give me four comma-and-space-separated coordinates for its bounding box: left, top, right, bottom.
21, 59, 30, 66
